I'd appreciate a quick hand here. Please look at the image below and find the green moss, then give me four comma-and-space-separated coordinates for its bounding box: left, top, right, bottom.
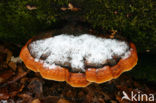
0, 0, 155, 50
0, 0, 65, 43
83, 0, 156, 52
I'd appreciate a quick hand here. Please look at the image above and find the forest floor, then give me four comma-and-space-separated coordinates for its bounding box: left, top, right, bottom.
0, 42, 156, 103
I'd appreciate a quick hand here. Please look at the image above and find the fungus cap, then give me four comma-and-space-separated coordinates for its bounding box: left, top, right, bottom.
20, 34, 138, 87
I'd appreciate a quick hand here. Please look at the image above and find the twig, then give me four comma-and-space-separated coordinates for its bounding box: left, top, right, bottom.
1, 70, 30, 87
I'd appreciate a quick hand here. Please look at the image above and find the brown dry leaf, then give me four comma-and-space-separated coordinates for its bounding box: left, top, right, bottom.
61, 3, 80, 11
8, 61, 17, 71
17, 64, 26, 74
26, 5, 37, 10
110, 30, 117, 39
68, 3, 74, 9
57, 98, 70, 103
0, 93, 10, 100
32, 99, 41, 103
110, 100, 117, 103
0, 70, 14, 83
0, 83, 24, 100
20, 77, 28, 85
61, 7, 67, 11
18, 93, 33, 103
0, 87, 10, 100
98, 98, 105, 103
8, 84, 25, 99
2, 70, 30, 86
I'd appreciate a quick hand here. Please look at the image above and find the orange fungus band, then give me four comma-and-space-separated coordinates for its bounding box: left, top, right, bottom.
20, 37, 138, 87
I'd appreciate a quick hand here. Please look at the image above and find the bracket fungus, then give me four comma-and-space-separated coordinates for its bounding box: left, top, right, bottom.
20, 34, 138, 87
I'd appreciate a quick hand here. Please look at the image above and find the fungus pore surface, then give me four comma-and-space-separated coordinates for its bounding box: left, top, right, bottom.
28, 34, 131, 72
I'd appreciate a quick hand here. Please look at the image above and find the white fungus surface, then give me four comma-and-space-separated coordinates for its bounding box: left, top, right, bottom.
29, 34, 131, 72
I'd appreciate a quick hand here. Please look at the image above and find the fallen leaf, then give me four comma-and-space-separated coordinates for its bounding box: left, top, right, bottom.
0, 70, 14, 84
68, 3, 74, 9
32, 99, 41, 103
8, 61, 17, 71
57, 98, 70, 103
61, 7, 67, 11
26, 5, 37, 10
61, 3, 80, 12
